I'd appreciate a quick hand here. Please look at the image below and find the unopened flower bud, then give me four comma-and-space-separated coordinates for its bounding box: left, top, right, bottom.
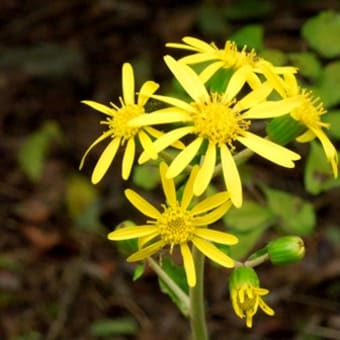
267, 236, 305, 265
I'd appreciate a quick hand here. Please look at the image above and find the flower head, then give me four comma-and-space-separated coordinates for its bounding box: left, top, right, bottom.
80, 62, 161, 183
281, 74, 338, 177
108, 162, 238, 287
130, 56, 301, 207
229, 266, 274, 328
166, 36, 297, 90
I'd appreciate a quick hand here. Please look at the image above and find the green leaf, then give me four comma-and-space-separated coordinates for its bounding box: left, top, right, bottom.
17, 120, 62, 182
158, 257, 189, 315
305, 141, 340, 195
288, 52, 322, 79
323, 110, 340, 140
230, 25, 264, 51
312, 61, 340, 108
90, 317, 138, 337
302, 10, 340, 58
264, 187, 316, 235
223, 200, 274, 259
223, 200, 274, 232
260, 49, 288, 66
133, 263, 145, 281
132, 162, 160, 190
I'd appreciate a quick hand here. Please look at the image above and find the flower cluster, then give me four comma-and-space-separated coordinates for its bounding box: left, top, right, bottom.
80, 36, 338, 328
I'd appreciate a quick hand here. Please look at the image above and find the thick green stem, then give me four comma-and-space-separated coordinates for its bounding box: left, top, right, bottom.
190, 246, 208, 340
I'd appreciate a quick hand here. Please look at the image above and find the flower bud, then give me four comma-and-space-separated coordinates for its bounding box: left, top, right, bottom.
267, 236, 305, 265
229, 266, 274, 328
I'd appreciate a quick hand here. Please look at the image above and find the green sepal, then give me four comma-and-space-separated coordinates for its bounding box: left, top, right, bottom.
229, 266, 259, 291
266, 115, 305, 146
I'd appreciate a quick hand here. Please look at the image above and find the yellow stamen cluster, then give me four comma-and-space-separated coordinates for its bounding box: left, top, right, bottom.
157, 204, 195, 249
215, 41, 258, 69
291, 90, 328, 130
106, 103, 143, 141
191, 93, 250, 147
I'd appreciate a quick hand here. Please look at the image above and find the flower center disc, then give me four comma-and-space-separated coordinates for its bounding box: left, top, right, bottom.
108, 104, 143, 140
158, 205, 194, 246
191, 93, 249, 146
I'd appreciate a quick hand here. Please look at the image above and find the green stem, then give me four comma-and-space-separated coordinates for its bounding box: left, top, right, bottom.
190, 246, 208, 340
148, 258, 190, 316
234, 253, 270, 268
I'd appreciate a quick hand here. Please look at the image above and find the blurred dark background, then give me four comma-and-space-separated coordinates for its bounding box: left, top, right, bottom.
1, 1, 340, 339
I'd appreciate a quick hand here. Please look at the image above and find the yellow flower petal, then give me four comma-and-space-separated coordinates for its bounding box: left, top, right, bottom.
139, 231, 159, 248
257, 60, 286, 98
151, 93, 196, 112
122, 63, 135, 105
191, 192, 230, 215
167, 137, 203, 178
193, 142, 216, 196
160, 162, 177, 207
138, 126, 193, 164
180, 53, 217, 65
182, 36, 215, 51
220, 144, 242, 208
166, 42, 198, 51
242, 97, 302, 119
235, 82, 273, 111
91, 137, 121, 184
137, 130, 158, 160
108, 225, 157, 241
259, 298, 275, 316
180, 243, 196, 287
129, 108, 191, 127
199, 61, 225, 83
127, 240, 165, 262
238, 132, 301, 168
224, 65, 251, 100
164, 55, 209, 102
193, 201, 232, 226
138, 80, 159, 106
312, 127, 338, 178
79, 130, 112, 170
296, 129, 315, 143
125, 189, 161, 219
181, 165, 200, 210
192, 237, 234, 268
194, 228, 238, 245
246, 72, 262, 90
122, 138, 135, 180
81, 100, 114, 116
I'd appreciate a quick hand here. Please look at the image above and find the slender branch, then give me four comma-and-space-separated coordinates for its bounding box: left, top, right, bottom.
234, 253, 270, 268
148, 258, 190, 316
189, 246, 208, 340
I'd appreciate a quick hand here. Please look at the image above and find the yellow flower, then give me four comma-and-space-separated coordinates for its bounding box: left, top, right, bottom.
229, 266, 274, 328
79, 62, 161, 184
166, 36, 296, 91
280, 73, 338, 177
130, 56, 301, 207
108, 162, 238, 287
